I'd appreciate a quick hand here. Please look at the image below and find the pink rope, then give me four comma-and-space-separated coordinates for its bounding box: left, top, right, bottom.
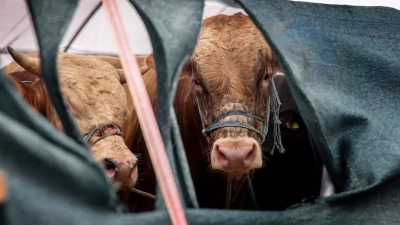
102, 1, 187, 224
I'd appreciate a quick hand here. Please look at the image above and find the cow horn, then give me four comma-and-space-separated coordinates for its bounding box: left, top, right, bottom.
116, 66, 150, 84
7, 46, 40, 76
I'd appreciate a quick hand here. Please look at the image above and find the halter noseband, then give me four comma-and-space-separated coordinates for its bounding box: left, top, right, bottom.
83, 122, 124, 147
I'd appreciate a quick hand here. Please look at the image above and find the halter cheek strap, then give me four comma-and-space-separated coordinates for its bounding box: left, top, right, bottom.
83, 122, 124, 147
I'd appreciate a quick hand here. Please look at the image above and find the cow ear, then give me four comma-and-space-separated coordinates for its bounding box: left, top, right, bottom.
135, 55, 148, 68
145, 53, 156, 69
116, 66, 149, 84
181, 57, 195, 78
271, 54, 283, 77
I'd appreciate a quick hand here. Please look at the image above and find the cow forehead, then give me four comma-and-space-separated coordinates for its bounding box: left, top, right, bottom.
57, 57, 123, 98
57, 55, 120, 81
193, 14, 269, 94
56, 55, 127, 123
196, 14, 268, 69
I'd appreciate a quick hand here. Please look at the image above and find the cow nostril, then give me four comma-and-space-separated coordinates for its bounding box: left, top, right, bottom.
244, 145, 256, 162
125, 160, 138, 169
132, 161, 138, 168
215, 145, 228, 162
104, 158, 116, 170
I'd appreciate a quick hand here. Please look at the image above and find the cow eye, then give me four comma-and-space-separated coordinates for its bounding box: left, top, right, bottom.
193, 78, 200, 86
285, 121, 299, 129
264, 73, 269, 80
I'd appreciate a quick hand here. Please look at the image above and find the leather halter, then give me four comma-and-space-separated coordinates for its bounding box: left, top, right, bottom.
194, 79, 280, 142
83, 122, 124, 147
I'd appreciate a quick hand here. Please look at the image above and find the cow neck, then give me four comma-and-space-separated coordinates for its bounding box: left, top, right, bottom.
224, 171, 258, 210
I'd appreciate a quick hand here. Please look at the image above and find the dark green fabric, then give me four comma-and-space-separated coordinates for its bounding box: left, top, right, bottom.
129, 0, 204, 209
1, 0, 400, 224
237, 0, 400, 198
26, 0, 86, 147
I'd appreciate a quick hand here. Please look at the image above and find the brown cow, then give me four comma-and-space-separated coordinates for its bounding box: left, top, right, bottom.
2, 47, 140, 196
123, 12, 282, 212
3, 52, 153, 212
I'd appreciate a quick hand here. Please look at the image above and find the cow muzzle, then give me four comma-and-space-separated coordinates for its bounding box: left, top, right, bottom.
83, 122, 138, 189
211, 137, 262, 175
101, 156, 138, 189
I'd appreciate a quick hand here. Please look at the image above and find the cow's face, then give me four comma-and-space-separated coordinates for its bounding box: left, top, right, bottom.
7, 47, 138, 191
184, 13, 281, 178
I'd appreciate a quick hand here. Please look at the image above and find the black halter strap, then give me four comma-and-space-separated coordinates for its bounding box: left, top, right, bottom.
83, 122, 123, 147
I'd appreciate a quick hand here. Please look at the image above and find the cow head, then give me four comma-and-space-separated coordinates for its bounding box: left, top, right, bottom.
183, 13, 281, 178
7, 47, 138, 190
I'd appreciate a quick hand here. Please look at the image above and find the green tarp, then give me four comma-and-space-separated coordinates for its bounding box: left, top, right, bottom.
1, 0, 400, 224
